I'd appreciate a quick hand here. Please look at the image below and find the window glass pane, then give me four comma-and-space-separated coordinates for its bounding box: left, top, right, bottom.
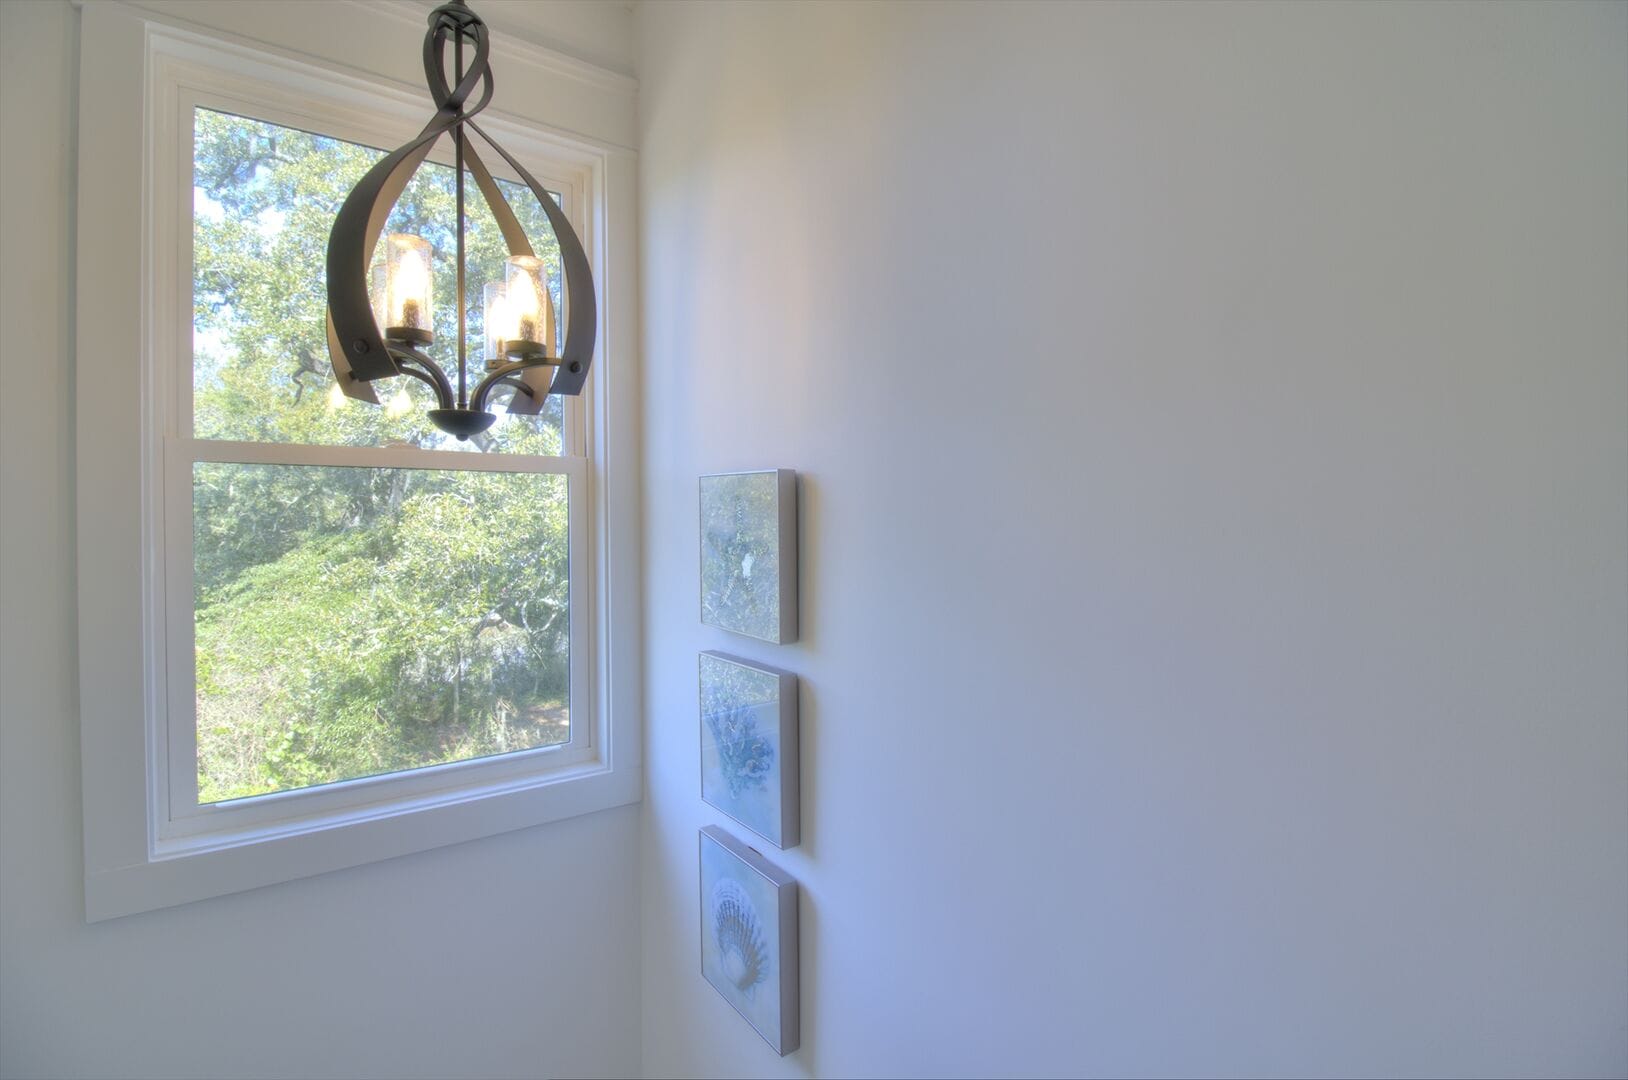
193, 462, 570, 803
192, 107, 567, 455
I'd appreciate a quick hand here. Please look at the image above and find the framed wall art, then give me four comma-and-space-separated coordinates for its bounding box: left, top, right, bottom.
700, 651, 799, 849
699, 825, 799, 1056
699, 469, 797, 643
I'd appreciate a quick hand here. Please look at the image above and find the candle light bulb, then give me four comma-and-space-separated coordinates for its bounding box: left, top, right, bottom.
395, 249, 429, 329
492, 294, 513, 339
327, 381, 347, 410
503, 255, 551, 355
511, 267, 540, 343
483, 281, 512, 363
385, 387, 413, 417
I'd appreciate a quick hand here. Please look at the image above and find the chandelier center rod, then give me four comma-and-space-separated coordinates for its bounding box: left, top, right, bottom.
453, 27, 469, 409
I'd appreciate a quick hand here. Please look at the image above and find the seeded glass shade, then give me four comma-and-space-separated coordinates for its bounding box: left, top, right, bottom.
482, 281, 511, 363
503, 254, 552, 356
383, 233, 433, 342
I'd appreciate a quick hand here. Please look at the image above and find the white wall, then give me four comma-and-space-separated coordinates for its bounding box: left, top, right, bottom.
635, 2, 1627, 1077
0, 3, 640, 1077
466, 0, 636, 80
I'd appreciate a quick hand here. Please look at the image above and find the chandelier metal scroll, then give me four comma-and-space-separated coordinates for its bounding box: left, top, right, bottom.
325, 0, 596, 439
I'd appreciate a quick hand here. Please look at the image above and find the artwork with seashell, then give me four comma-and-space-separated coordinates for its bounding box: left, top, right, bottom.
700, 826, 799, 1055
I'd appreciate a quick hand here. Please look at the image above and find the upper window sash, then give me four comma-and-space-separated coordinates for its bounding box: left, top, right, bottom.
166, 84, 592, 460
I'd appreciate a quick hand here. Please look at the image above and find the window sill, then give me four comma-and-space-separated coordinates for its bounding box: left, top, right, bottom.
87, 752, 637, 922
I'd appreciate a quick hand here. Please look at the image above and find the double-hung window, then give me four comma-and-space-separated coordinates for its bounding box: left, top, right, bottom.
76, 6, 639, 920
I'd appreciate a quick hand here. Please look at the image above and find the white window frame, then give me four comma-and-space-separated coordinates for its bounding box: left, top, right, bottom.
76, 3, 641, 921
163, 88, 595, 846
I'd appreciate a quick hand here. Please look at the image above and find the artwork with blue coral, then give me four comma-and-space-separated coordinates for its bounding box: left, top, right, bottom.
700, 826, 798, 1054
700, 652, 798, 847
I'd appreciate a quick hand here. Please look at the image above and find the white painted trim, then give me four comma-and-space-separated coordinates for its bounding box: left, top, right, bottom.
87, 758, 631, 921
75, 2, 642, 922
92, 0, 639, 151
182, 438, 588, 474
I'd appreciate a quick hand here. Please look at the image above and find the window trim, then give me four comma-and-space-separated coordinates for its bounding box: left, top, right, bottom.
76, 2, 641, 921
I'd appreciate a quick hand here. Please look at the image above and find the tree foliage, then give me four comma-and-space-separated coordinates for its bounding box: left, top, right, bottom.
191, 108, 571, 802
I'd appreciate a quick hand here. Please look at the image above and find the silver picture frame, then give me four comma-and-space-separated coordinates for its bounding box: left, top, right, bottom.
699, 825, 800, 1056
699, 469, 798, 643
700, 651, 800, 849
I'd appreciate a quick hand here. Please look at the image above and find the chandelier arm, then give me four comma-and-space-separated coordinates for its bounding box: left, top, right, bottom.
458, 138, 552, 416
390, 347, 456, 409
501, 368, 554, 417
364, 130, 439, 261
461, 138, 533, 257
469, 357, 557, 414
494, 376, 535, 398
326, 118, 452, 387
476, 376, 536, 412
325, 311, 380, 404
468, 119, 597, 398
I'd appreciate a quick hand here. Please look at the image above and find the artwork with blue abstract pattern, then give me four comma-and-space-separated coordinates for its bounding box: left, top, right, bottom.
700, 470, 797, 643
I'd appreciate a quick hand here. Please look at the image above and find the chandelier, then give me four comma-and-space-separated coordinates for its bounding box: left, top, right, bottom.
325, 0, 595, 439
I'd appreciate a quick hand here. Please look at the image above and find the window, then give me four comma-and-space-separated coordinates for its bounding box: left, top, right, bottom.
175, 106, 588, 824
76, 7, 639, 920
